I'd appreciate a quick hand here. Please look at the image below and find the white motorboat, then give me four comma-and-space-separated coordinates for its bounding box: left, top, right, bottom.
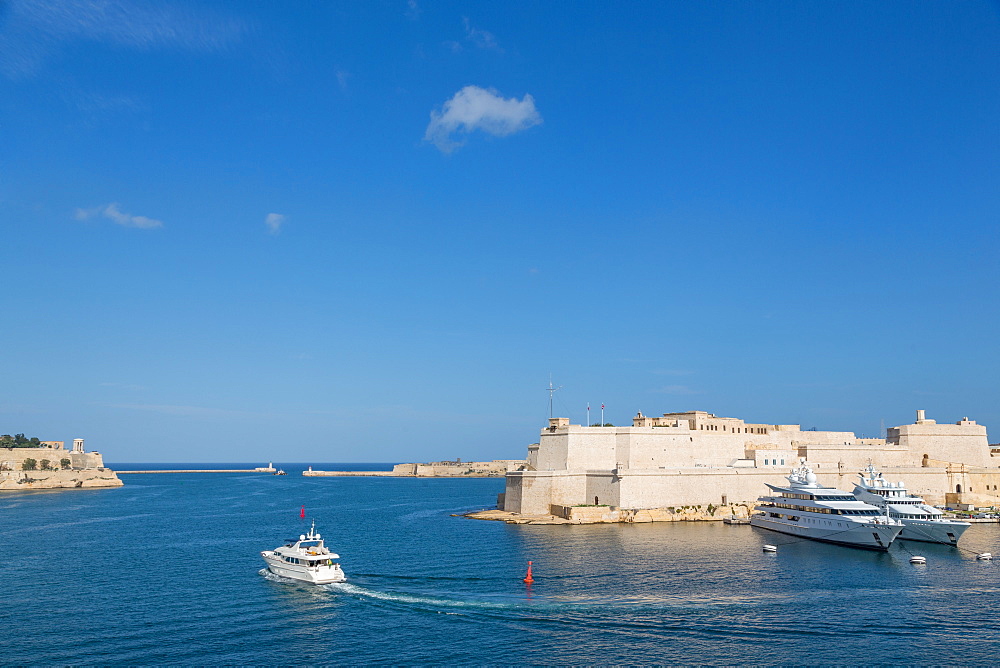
751, 464, 903, 550
261, 521, 346, 584
852, 464, 970, 546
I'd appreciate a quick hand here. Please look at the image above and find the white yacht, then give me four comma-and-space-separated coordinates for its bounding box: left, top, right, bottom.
751, 464, 903, 550
852, 464, 970, 546
261, 521, 346, 584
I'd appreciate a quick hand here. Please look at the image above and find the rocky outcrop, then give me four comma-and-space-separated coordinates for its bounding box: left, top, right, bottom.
0, 468, 123, 491
464, 503, 753, 525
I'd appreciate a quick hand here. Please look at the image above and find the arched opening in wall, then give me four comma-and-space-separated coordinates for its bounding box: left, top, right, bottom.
922, 454, 929, 466
956, 484, 962, 493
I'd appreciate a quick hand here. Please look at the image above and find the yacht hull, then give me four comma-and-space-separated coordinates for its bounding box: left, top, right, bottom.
750, 515, 901, 551
898, 520, 970, 545
262, 553, 345, 584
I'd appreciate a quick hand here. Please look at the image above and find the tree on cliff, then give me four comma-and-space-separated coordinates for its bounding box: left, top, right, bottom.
1, 434, 43, 449
21, 459, 37, 471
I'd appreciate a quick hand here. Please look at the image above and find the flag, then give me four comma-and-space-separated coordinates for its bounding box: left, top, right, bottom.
601, 404, 605, 409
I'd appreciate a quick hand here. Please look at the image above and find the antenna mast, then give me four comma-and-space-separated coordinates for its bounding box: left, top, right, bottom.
546, 375, 563, 419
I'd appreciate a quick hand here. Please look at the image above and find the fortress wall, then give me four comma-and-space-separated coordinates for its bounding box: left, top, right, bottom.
1, 447, 105, 471
535, 432, 570, 470
891, 422, 991, 467
539, 425, 883, 473
503, 472, 526, 512
566, 430, 618, 470
793, 444, 913, 469
526, 443, 540, 469
584, 472, 618, 507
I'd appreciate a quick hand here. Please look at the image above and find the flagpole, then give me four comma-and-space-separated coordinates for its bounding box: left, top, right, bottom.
601, 403, 605, 426
587, 404, 590, 426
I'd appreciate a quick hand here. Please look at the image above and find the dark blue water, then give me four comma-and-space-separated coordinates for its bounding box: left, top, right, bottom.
2, 464, 998, 664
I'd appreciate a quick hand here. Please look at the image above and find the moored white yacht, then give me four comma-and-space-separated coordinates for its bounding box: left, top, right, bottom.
751, 464, 903, 550
852, 464, 970, 546
261, 521, 346, 584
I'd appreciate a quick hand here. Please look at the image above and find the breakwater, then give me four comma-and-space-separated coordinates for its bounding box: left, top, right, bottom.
303, 470, 395, 476
117, 469, 266, 474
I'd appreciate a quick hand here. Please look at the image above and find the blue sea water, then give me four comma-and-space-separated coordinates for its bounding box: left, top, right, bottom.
2, 463, 999, 665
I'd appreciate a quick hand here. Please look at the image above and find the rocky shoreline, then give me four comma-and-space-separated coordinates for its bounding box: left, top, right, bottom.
462, 503, 754, 525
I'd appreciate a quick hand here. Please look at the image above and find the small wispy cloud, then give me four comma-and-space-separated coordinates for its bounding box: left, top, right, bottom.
265, 213, 286, 235
651, 369, 695, 376
75, 203, 163, 229
462, 17, 500, 51
405, 0, 421, 21
0, 0, 248, 79
652, 385, 704, 395
424, 85, 542, 153
99, 382, 146, 392
108, 403, 256, 419
335, 70, 350, 91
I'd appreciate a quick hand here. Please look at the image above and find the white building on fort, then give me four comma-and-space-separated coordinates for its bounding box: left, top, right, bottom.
501, 409, 999, 517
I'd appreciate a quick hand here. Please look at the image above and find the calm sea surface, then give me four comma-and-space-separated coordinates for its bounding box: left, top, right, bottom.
2, 463, 999, 664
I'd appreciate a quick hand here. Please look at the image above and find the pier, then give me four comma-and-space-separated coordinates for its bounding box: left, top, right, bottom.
302, 470, 395, 476
116, 469, 268, 474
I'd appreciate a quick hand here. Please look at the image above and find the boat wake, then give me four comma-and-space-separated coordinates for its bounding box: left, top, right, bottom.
324, 581, 521, 612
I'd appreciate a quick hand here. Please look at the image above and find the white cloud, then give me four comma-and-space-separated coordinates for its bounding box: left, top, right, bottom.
75, 203, 163, 229
424, 85, 542, 153
265, 213, 286, 234
463, 17, 499, 51
405, 0, 421, 21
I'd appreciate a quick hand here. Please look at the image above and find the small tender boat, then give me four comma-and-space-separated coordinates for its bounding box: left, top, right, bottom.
762, 544, 778, 553
261, 520, 346, 584
976, 552, 993, 561
909, 555, 927, 564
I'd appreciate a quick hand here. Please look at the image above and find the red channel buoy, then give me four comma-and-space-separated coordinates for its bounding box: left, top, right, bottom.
523, 560, 534, 584
300, 505, 305, 519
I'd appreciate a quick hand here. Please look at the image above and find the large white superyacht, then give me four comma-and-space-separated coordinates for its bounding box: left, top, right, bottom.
751, 464, 904, 550
852, 464, 970, 545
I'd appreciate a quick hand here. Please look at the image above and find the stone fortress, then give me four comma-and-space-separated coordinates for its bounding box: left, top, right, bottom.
0, 438, 123, 490
498, 409, 1000, 522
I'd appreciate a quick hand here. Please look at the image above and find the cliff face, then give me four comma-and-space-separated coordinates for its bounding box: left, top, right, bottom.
0, 468, 124, 490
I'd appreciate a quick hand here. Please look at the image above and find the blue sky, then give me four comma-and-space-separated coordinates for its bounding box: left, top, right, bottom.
2, 1, 998, 463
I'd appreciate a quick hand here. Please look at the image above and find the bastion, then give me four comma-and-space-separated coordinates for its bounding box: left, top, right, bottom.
487, 409, 999, 524
0, 439, 123, 491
